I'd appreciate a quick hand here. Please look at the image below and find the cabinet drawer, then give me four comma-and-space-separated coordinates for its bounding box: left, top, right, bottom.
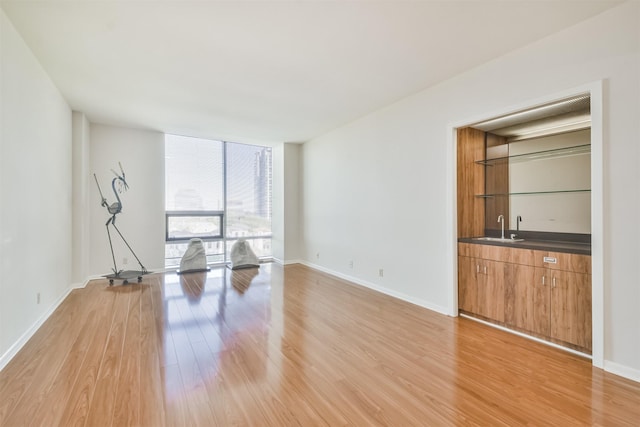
458, 243, 534, 265
477, 245, 511, 262
458, 243, 510, 262
508, 247, 536, 266
458, 243, 474, 257
536, 251, 591, 274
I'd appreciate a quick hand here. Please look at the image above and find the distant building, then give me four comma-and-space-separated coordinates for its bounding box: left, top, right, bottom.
254, 147, 273, 220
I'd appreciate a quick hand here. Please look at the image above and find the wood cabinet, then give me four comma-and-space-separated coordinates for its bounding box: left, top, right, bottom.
458, 254, 505, 323
459, 243, 512, 323
478, 260, 506, 322
531, 251, 591, 350
458, 243, 592, 353
504, 263, 538, 333
458, 255, 478, 314
456, 128, 486, 238
484, 133, 509, 233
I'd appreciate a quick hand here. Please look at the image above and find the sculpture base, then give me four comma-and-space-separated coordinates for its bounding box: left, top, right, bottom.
226, 263, 260, 270
104, 269, 151, 286
177, 268, 211, 275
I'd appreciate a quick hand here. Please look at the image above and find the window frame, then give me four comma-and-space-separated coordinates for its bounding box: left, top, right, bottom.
165, 210, 224, 242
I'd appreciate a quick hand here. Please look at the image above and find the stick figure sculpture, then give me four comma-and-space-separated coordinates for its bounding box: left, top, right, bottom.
94, 162, 148, 285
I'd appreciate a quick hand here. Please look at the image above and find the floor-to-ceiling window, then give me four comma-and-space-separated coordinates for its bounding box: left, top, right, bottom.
224, 142, 273, 260
165, 134, 272, 268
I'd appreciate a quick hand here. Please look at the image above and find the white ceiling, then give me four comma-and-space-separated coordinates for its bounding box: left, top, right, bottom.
1, 1, 621, 144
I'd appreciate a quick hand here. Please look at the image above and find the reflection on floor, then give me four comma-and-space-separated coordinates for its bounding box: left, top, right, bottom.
1, 263, 639, 426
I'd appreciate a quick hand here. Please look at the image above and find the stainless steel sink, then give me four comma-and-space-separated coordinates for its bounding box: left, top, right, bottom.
472, 236, 525, 243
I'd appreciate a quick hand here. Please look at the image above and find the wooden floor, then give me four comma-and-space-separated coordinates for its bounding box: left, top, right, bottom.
1, 264, 639, 426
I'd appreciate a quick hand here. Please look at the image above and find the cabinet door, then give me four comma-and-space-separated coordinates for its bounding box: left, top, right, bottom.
550, 271, 592, 350
505, 264, 537, 332
458, 256, 478, 314
532, 268, 551, 336
477, 260, 505, 322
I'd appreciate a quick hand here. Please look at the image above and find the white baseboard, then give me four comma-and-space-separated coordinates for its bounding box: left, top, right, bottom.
604, 360, 640, 383
0, 284, 75, 372
299, 261, 449, 316
71, 276, 94, 289
273, 258, 303, 266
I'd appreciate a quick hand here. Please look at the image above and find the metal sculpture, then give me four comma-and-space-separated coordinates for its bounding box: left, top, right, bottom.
94, 162, 148, 285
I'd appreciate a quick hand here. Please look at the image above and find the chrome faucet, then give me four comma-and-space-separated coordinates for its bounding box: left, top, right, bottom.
511, 215, 523, 240
497, 214, 505, 239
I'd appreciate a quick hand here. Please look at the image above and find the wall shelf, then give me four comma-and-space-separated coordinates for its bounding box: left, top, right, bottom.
476, 189, 591, 198
475, 143, 591, 166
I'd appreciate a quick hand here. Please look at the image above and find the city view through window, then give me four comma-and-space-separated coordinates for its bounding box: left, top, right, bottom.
165, 135, 272, 267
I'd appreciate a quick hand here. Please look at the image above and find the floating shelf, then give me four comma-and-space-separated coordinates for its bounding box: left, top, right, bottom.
476, 189, 591, 198
475, 143, 591, 166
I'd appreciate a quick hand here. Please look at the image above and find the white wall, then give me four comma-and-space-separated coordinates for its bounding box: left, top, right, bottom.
272, 142, 301, 264
272, 144, 285, 261
0, 9, 72, 363
301, 1, 639, 377
89, 125, 165, 276
72, 112, 91, 283
283, 143, 301, 262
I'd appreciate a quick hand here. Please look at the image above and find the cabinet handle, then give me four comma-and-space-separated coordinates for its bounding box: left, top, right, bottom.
542, 275, 545, 285
476, 264, 480, 274
552, 277, 556, 288
483, 266, 487, 275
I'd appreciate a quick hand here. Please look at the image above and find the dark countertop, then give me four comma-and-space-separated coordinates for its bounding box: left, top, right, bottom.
458, 237, 591, 255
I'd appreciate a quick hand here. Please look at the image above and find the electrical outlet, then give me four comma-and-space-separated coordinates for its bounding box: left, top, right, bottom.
37, 293, 41, 304
349, 260, 354, 269
379, 269, 384, 277
316, 252, 320, 259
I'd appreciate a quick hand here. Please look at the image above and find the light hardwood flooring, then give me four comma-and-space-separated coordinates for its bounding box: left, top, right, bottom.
1, 263, 639, 426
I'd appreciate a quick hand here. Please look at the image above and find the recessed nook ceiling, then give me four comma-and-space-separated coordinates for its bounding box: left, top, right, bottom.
0, 1, 620, 144
472, 95, 592, 141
